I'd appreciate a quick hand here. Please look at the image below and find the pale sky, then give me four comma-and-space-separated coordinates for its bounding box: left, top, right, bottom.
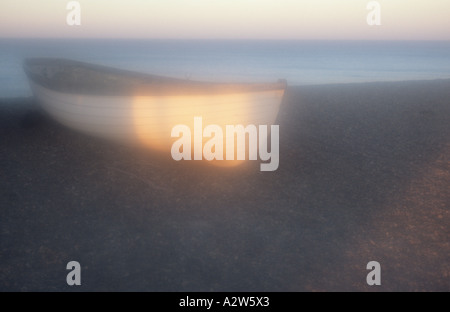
0, 0, 449, 40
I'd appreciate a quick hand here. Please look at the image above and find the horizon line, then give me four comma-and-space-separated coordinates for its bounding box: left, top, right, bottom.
1, 36, 449, 42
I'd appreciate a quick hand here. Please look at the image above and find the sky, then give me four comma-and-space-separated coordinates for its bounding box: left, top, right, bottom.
1, 0, 449, 40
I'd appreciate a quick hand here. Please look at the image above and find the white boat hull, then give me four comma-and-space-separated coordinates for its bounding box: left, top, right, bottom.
29, 80, 284, 151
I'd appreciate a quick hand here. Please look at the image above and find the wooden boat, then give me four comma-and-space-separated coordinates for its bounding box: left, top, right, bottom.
24, 58, 286, 152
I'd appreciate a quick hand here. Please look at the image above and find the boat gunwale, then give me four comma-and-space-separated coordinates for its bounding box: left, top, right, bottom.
24, 58, 288, 96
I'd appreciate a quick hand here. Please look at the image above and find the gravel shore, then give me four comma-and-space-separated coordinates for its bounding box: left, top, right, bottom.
1, 80, 449, 291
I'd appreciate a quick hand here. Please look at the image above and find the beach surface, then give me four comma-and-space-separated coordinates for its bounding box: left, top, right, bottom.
0, 80, 449, 291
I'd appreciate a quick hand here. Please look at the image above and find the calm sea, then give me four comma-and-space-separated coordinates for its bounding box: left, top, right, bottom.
1, 39, 450, 97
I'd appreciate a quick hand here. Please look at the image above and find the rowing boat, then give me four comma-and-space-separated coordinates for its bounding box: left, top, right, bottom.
24, 58, 286, 152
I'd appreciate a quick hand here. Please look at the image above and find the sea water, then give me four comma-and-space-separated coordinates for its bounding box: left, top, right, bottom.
1, 39, 450, 98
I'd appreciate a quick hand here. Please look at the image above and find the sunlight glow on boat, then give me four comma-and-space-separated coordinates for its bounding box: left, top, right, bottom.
132, 90, 284, 166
